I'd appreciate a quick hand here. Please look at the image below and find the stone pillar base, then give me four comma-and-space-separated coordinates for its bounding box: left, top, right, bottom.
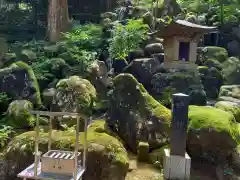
163, 149, 191, 180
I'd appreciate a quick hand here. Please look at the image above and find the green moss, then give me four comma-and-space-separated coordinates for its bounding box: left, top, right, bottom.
4, 120, 128, 165
19, 49, 37, 63
113, 74, 171, 125
13, 61, 42, 106
137, 141, 149, 162
188, 105, 239, 142
203, 58, 222, 71
215, 101, 240, 123
56, 76, 97, 114
149, 144, 169, 168
202, 46, 228, 63
219, 85, 240, 100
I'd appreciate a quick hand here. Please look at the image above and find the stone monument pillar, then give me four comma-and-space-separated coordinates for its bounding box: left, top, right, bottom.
163, 93, 191, 180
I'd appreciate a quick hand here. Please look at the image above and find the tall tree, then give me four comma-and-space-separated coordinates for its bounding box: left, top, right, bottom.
47, 0, 69, 42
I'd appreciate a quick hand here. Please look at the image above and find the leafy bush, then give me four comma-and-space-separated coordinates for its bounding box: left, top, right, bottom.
108, 19, 149, 60
0, 125, 14, 149
63, 23, 103, 52
0, 92, 11, 116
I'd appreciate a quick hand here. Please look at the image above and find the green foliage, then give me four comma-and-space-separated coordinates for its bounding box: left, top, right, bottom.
0, 125, 14, 149
0, 92, 11, 105
0, 92, 11, 116
63, 23, 103, 52
178, 0, 240, 25
108, 19, 149, 60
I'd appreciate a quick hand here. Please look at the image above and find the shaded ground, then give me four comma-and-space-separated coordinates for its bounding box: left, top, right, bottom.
126, 153, 218, 180
126, 154, 162, 180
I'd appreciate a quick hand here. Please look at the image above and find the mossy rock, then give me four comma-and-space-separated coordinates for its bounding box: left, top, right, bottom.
197, 46, 228, 63
187, 105, 239, 163
1, 100, 47, 129
189, 89, 207, 105
2, 100, 34, 128
19, 49, 37, 64
0, 61, 41, 107
107, 73, 171, 152
149, 144, 169, 169
2, 120, 129, 180
2, 53, 16, 67
151, 69, 204, 106
44, 43, 66, 58
222, 57, 240, 85
137, 141, 149, 162
14, 61, 42, 106
203, 58, 222, 71
54, 76, 97, 115
197, 66, 223, 99
219, 85, 240, 104
215, 101, 240, 123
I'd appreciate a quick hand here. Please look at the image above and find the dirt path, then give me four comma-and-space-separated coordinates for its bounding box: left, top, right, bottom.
125, 153, 219, 180
125, 154, 163, 180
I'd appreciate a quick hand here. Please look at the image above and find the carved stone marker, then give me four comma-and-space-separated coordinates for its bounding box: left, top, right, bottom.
170, 93, 189, 156
163, 93, 191, 180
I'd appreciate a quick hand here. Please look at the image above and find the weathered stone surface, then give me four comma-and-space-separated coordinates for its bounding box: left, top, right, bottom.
107, 73, 171, 152
88, 61, 109, 100
124, 58, 161, 87
222, 57, 240, 85
3, 100, 34, 128
0, 61, 41, 106
52, 76, 97, 115
197, 46, 228, 63
215, 101, 240, 123
198, 66, 223, 99
187, 106, 239, 163
151, 68, 205, 106
144, 43, 164, 56
219, 85, 240, 104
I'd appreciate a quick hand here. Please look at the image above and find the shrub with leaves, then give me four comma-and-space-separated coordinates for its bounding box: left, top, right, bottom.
108, 19, 149, 61
63, 23, 103, 52
0, 125, 15, 149
0, 92, 11, 116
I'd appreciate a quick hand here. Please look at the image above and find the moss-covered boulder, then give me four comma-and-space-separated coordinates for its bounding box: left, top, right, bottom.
88, 61, 109, 100
124, 58, 161, 88
197, 46, 228, 63
0, 61, 41, 106
53, 76, 97, 115
215, 101, 240, 123
151, 68, 205, 106
218, 85, 240, 104
137, 141, 149, 162
107, 73, 171, 152
203, 58, 222, 71
187, 106, 239, 163
19, 49, 37, 65
42, 88, 56, 109
1, 53, 16, 67
1, 120, 129, 180
197, 66, 223, 99
43, 43, 66, 58
1, 100, 34, 128
222, 57, 240, 85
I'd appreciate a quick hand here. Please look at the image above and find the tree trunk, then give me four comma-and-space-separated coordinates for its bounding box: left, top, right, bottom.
47, 0, 69, 43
